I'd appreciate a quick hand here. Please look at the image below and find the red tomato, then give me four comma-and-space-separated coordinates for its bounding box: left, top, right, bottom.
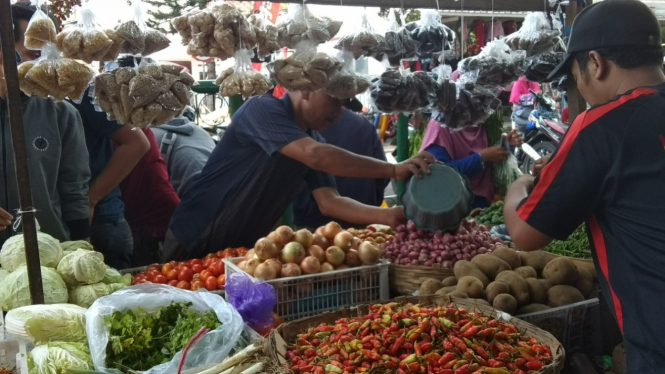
204, 276, 218, 291
217, 274, 226, 289
161, 263, 174, 276
191, 280, 205, 291
135, 272, 146, 278
187, 259, 203, 267
176, 263, 189, 271
146, 263, 161, 273
166, 269, 178, 282
199, 270, 212, 280
176, 280, 190, 290
202, 258, 213, 268
191, 263, 204, 274
153, 274, 167, 284
146, 270, 161, 282
178, 267, 194, 282
136, 279, 151, 284
208, 262, 223, 277
216, 250, 227, 258
167, 280, 179, 287
169, 261, 178, 268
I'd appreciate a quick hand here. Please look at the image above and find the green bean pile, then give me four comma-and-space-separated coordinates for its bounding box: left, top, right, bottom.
543, 225, 592, 259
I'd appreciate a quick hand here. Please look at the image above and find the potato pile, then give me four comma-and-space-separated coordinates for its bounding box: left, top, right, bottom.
216, 67, 272, 98
93, 63, 194, 127
18, 49, 94, 102
276, 5, 342, 49
419, 247, 594, 315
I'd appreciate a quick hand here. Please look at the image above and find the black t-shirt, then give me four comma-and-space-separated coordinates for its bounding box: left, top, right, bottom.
169, 94, 335, 256
517, 84, 665, 374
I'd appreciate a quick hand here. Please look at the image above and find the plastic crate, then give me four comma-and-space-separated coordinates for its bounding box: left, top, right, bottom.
516, 298, 600, 355
223, 257, 389, 322
120, 266, 225, 298
0, 313, 28, 374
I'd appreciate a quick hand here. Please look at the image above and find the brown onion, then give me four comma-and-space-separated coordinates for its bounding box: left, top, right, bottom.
300, 256, 321, 274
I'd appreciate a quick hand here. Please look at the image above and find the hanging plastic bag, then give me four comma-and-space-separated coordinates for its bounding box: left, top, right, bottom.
491, 137, 522, 197
24, 0, 56, 50
404, 10, 454, 58
277, 4, 341, 49
334, 10, 388, 60
249, 8, 280, 59
268, 41, 330, 93
212, 3, 256, 53
216, 50, 272, 99
523, 51, 565, 83
115, 0, 170, 56
370, 68, 437, 113
504, 12, 561, 57
325, 51, 371, 100
55, 5, 113, 63
433, 64, 456, 115
226, 272, 276, 333
85, 284, 244, 374
19, 43, 94, 102
383, 9, 421, 67
458, 39, 524, 89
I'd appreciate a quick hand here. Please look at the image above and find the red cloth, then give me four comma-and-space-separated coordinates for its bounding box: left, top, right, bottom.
272, 85, 287, 99
473, 20, 485, 47
562, 106, 569, 124
119, 129, 180, 238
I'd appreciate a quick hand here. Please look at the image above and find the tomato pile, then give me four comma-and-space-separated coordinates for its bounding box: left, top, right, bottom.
131, 247, 249, 291
285, 303, 553, 374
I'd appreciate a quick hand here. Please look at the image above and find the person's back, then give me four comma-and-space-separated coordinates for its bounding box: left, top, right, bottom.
151, 116, 215, 197
293, 109, 388, 229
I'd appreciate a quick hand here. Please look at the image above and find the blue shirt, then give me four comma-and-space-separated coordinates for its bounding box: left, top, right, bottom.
168, 94, 336, 257
69, 88, 124, 223
293, 110, 388, 228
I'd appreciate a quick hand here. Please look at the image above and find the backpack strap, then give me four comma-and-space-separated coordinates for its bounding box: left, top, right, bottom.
160, 131, 178, 174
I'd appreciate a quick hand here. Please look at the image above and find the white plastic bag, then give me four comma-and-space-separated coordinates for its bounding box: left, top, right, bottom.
55, 4, 113, 62
249, 7, 280, 59
324, 51, 370, 100
86, 284, 244, 374
383, 9, 420, 67
24, 0, 56, 50
504, 12, 561, 56
334, 10, 387, 60
216, 49, 272, 98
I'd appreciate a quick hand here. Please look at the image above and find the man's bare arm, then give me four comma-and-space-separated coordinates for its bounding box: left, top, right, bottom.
312, 187, 405, 228
503, 175, 553, 251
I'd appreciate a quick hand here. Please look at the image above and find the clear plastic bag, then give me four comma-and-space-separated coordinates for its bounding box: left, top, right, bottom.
55, 4, 113, 63
24, 0, 56, 50
226, 272, 276, 333
212, 3, 256, 52
324, 51, 371, 100
19, 43, 94, 102
277, 4, 341, 49
370, 68, 438, 113
491, 148, 523, 197
523, 51, 565, 82
115, 1, 169, 56
216, 50, 272, 98
85, 284, 244, 374
503, 12, 561, 57
268, 41, 326, 93
383, 9, 421, 67
249, 7, 280, 59
404, 10, 454, 58
458, 40, 524, 89
334, 10, 387, 60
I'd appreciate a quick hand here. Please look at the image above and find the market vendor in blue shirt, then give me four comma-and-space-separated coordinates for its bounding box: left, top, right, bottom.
163, 90, 435, 261
420, 112, 522, 208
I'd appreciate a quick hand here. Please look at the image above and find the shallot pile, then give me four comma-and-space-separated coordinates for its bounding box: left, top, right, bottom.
382, 220, 503, 268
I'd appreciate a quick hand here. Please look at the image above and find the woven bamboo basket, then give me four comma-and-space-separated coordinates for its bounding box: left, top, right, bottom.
388, 263, 454, 296
268, 295, 565, 374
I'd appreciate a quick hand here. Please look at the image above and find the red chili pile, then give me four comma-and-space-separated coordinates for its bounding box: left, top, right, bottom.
285, 303, 553, 374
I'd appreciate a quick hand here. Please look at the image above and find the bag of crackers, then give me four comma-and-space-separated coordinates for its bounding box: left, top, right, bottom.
55, 3, 117, 63
115, 0, 170, 56
216, 49, 272, 99
24, 0, 56, 50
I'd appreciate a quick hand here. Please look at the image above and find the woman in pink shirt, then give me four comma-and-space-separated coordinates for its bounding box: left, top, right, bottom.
509, 76, 540, 109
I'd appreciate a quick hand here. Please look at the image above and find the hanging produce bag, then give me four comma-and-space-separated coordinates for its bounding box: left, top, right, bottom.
277, 4, 342, 49
116, 0, 170, 56
24, 0, 56, 50
212, 3, 257, 52
216, 49, 272, 98
249, 8, 280, 59
504, 12, 562, 57
383, 9, 421, 67
86, 284, 244, 374
370, 68, 438, 113
268, 41, 338, 93
334, 10, 388, 60
55, 4, 113, 63
18, 43, 94, 102
404, 10, 454, 58
491, 138, 523, 198
324, 51, 371, 100
458, 39, 524, 90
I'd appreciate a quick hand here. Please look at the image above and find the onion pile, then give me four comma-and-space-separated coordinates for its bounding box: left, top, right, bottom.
382, 220, 503, 269
237, 222, 382, 280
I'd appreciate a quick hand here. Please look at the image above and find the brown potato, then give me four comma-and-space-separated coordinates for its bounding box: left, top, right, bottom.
543, 257, 580, 286
518, 250, 550, 277
547, 285, 585, 307
485, 281, 510, 304
449, 290, 469, 299
516, 303, 551, 315
514, 266, 537, 279
538, 278, 553, 291
574, 267, 593, 298
454, 260, 489, 287
441, 276, 458, 287
525, 278, 547, 304
435, 286, 457, 296
456, 276, 486, 299
491, 247, 521, 269
420, 278, 444, 295
495, 270, 530, 307
492, 294, 517, 314
471, 254, 512, 280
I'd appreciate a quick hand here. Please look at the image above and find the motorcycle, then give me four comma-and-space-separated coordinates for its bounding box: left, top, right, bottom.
515, 90, 567, 174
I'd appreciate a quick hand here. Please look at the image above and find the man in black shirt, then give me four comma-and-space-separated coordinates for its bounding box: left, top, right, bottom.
504, 1, 665, 372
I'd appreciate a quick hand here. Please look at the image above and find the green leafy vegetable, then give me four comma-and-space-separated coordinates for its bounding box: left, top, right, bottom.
28, 342, 92, 374
5, 304, 87, 344
0, 232, 63, 271
60, 241, 94, 252
101, 267, 131, 286
57, 249, 106, 286
69, 283, 112, 308
105, 302, 221, 371
543, 225, 591, 259
0, 266, 68, 311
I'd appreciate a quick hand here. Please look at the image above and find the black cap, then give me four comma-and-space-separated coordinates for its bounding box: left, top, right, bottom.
548, 0, 661, 80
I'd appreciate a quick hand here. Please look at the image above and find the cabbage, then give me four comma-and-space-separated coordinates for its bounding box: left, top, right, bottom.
0, 268, 9, 283
5, 304, 86, 344
56, 249, 106, 286
0, 266, 68, 311
60, 240, 94, 252
107, 283, 127, 293
101, 266, 131, 286
68, 283, 111, 308
28, 342, 92, 374
0, 232, 63, 271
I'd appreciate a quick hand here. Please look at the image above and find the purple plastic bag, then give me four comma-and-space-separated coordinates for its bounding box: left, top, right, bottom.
226, 272, 277, 331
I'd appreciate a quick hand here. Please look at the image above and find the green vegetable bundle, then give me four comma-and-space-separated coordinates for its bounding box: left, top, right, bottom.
473, 201, 504, 225
543, 225, 592, 259
409, 127, 424, 158
484, 107, 504, 147
105, 301, 221, 371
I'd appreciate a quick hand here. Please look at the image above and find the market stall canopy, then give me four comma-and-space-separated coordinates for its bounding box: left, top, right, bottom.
232, 0, 551, 12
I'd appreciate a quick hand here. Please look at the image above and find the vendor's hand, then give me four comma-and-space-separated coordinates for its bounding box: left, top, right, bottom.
531, 153, 552, 176
394, 151, 436, 181
0, 208, 13, 231
479, 146, 510, 163
385, 206, 407, 228
507, 129, 524, 147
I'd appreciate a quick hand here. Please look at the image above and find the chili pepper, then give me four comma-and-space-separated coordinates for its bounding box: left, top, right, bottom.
442, 339, 454, 351
408, 362, 420, 373
435, 370, 454, 374
438, 352, 454, 367
460, 321, 474, 333
496, 352, 510, 362
402, 354, 417, 365
400, 319, 414, 327
304, 348, 316, 358
506, 363, 516, 371
526, 360, 543, 370
452, 361, 468, 370
481, 369, 510, 374
443, 360, 457, 370
397, 369, 407, 374
339, 349, 349, 360
503, 325, 517, 334
449, 336, 467, 352
390, 336, 406, 355
430, 325, 437, 338
324, 364, 342, 373
414, 341, 422, 356
519, 351, 535, 361
315, 331, 332, 338
456, 319, 469, 327
461, 326, 479, 337
477, 328, 496, 338
419, 342, 431, 353
471, 345, 488, 360
314, 367, 324, 374
487, 359, 504, 368
438, 317, 456, 329
514, 370, 526, 374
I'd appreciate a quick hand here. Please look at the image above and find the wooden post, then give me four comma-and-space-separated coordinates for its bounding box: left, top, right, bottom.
565, 0, 590, 124
0, 0, 44, 303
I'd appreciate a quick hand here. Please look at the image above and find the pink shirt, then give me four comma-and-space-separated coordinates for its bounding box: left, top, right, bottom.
509, 76, 540, 104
